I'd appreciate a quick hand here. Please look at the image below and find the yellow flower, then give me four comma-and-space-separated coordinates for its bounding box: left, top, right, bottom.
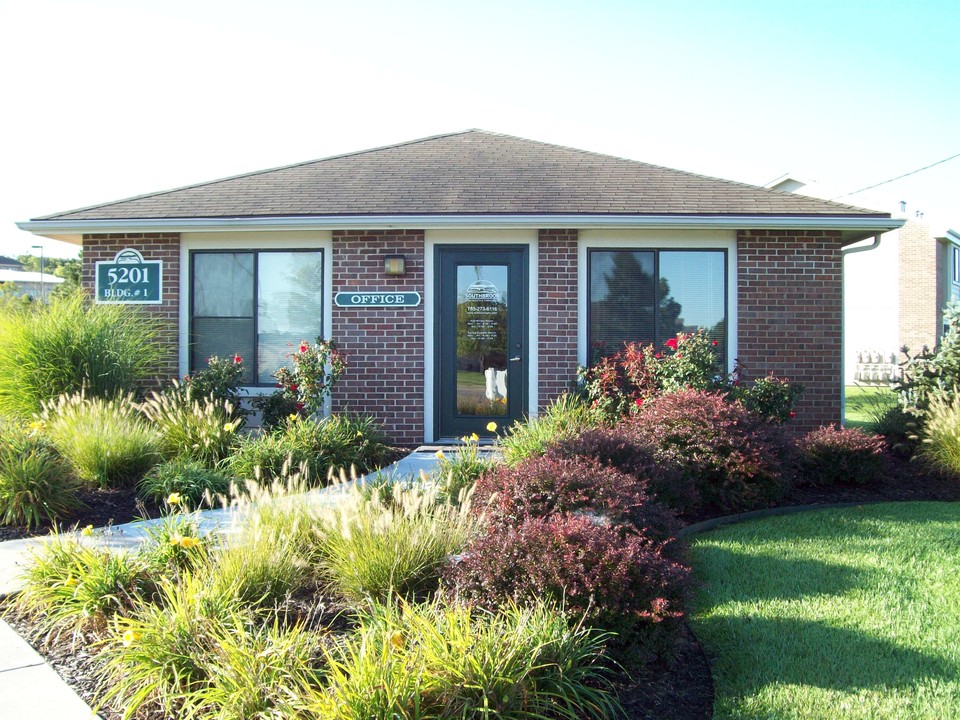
64, 576, 78, 587
435, 450, 445, 460
167, 492, 182, 506
486, 422, 498, 432
470, 433, 479, 442
80, 525, 94, 537
169, 533, 183, 546
179, 536, 200, 549
223, 422, 236, 433
389, 630, 405, 650
121, 629, 141, 647
28, 420, 45, 434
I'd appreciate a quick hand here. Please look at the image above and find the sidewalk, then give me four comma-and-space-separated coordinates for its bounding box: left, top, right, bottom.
0, 449, 443, 720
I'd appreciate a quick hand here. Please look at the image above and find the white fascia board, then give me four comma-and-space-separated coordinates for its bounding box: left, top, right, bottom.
18, 214, 904, 240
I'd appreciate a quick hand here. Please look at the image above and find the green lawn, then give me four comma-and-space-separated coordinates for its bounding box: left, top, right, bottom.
845, 385, 896, 429
689, 503, 960, 720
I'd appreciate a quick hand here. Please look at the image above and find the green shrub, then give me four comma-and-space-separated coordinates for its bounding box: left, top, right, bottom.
732, 372, 805, 424
312, 480, 478, 604
273, 337, 348, 417
0, 290, 162, 418
227, 414, 391, 486
628, 389, 791, 514
895, 302, 960, 422
315, 596, 621, 720
499, 393, 603, 465
249, 390, 298, 429
141, 390, 242, 468
0, 421, 83, 529
138, 459, 232, 508
918, 393, 960, 477
11, 533, 153, 640
181, 354, 247, 409
43, 392, 163, 489
795, 425, 888, 487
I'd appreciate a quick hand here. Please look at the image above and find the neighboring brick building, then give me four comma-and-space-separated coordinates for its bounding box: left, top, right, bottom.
19, 131, 900, 443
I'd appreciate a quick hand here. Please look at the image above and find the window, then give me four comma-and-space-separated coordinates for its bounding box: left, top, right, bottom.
190, 250, 324, 384
588, 249, 726, 360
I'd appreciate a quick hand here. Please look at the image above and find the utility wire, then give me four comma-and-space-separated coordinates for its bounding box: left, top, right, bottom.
831, 151, 960, 200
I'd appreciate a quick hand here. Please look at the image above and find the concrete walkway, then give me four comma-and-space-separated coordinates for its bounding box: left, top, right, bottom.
0, 449, 443, 720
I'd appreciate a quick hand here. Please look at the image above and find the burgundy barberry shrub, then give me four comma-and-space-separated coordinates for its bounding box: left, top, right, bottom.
452, 455, 690, 664
795, 425, 888, 487
448, 513, 691, 665
627, 389, 792, 515
547, 427, 699, 513
473, 455, 680, 550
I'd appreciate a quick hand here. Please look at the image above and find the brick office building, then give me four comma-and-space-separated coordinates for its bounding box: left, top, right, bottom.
19, 131, 901, 444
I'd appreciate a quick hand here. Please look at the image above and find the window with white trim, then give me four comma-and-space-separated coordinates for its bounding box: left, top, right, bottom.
190, 250, 324, 384
588, 249, 727, 359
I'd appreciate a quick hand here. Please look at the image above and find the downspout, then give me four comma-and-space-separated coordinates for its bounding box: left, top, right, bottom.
839, 234, 883, 424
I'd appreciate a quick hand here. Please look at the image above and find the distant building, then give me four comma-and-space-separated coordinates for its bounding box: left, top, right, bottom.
0, 269, 63, 301
0, 255, 23, 271
766, 176, 959, 384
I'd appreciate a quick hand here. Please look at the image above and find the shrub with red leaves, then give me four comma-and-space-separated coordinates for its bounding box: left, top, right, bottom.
546, 426, 699, 513
795, 425, 888, 487
449, 512, 691, 664
450, 455, 690, 665
472, 454, 681, 551
627, 389, 792, 514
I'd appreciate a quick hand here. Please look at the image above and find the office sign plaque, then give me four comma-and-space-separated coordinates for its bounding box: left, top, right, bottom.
334, 291, 421, 307
95, 248, 163, 304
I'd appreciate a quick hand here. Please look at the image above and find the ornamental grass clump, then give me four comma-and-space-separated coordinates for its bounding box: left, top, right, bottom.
498, 393, 604, 464
917, 393, 960, 477
433, 432, 494, 505
312, 479, 479, 604
227, 413, 391, 486
0, 420, 83, 529
42, 392, 164, 489
795, 425, 888, 487
627, 389, 792, 515
141, 388, 244, 468
0, 290, 162, 418
315, 595, 622, 720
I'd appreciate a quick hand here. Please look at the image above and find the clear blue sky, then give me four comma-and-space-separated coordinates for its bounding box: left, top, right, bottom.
1, 0, 957, 258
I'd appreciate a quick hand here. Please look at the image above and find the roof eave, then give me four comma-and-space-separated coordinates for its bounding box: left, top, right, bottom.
18, 214, 903, 245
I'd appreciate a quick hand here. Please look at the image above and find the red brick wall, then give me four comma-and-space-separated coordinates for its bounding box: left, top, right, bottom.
737, 229, 843, 432
538, 229, 579, 409
898, 220, 939, 354
331, 230, 425, 446
82, 233, 180, 383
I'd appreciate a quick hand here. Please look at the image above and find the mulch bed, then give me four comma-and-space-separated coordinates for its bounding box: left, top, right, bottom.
3, 453, 959, 720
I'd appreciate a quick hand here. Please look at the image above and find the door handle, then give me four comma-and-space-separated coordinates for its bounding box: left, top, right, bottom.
509, 356, 522, 362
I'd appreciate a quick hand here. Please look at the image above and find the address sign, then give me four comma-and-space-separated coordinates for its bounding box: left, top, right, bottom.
95, 249, 163, 304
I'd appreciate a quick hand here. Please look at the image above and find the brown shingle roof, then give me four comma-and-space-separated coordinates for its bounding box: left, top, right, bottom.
35, 130, 887, 221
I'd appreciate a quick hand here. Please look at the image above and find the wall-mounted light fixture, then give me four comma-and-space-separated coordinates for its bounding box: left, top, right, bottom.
383, 254, 406, 276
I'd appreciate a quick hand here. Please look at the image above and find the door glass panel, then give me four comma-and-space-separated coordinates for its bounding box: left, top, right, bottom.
456, 264, 509, 416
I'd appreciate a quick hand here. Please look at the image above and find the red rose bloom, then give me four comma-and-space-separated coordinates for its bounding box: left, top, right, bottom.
665, 338, 678, 350
233, 355, 242, 364
635, 397, 644, 407
299, 343, 309, 353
